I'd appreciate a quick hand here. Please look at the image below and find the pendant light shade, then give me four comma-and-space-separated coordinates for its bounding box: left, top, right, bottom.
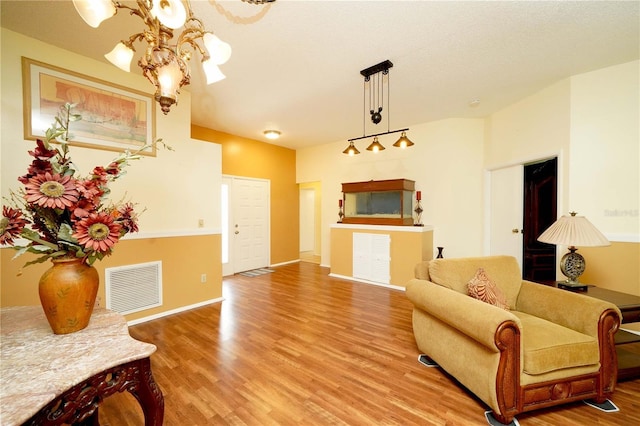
104, 42, 134, 72
202, 59, 226, 84
72, 0, 116, 28
343, 142, 360, 156
393, 131, 414, 149
366, 137, 385, 153
150, 0, 187, 29
203, 33, 232, 65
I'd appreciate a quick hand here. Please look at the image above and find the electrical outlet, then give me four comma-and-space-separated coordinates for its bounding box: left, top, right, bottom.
198, 219, 204, 228
200, 274, 207, 283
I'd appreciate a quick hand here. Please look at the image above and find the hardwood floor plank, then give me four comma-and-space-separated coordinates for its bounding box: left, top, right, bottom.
99, 262, 640, 425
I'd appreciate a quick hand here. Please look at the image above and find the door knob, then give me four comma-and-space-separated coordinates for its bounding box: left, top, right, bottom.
235, 230, 239, 235
512, 228, 520, 234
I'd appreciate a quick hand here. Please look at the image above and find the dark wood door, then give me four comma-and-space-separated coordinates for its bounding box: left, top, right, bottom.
523, 158, 557, 283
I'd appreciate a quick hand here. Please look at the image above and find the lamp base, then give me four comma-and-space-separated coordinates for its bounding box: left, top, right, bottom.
557, 281, 588, 291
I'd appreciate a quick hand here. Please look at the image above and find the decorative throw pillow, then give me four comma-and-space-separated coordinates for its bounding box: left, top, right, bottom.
467, 268, 510, 310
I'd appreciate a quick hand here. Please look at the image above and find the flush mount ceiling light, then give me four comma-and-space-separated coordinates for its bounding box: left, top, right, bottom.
263, 130, 281, 140
72, 0, 274, 114
344, 59, 413, 155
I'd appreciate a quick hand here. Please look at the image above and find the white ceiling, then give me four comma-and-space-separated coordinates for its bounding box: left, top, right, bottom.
2, 1, 639, 150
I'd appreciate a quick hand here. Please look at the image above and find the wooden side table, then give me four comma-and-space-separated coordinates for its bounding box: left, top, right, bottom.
0, 306, 164, 425
556, 285, 640, 381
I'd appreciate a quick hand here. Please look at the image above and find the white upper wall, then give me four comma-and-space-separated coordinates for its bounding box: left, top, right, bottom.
1, 28, 222, 235
569, 61, 639, 239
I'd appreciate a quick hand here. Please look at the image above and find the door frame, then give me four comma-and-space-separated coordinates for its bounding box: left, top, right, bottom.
484, 151, 565, 262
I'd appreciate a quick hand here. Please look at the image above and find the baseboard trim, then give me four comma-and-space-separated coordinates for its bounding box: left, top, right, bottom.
270, 259, 300, 267
328, 273, 405, 291
126, 297, 224, 326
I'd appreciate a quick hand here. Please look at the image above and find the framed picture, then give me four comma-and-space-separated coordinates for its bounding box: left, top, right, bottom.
22, 57, 156, 156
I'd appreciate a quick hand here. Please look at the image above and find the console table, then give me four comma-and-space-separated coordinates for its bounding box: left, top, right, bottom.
0, 306, 164, 425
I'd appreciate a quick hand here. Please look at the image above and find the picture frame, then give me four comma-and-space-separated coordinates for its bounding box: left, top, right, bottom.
22, 57, 156, 156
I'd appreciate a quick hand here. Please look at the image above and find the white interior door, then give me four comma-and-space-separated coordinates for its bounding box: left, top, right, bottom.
489, 165, 524, 270
222, 176, 270, 275
299, 188, 315, 252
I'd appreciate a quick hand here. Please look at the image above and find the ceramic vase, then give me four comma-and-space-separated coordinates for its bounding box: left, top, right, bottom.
38, 257, 99, 334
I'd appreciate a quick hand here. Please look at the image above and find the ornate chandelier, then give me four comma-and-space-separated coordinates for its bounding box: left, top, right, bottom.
72, 0, 274, 114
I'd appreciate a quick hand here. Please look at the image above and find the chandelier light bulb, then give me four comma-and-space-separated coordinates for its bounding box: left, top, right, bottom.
203, 33, 232, 65
151, 0, 187, 29
202, 59, 226, 84
157, 60, 182, 99
72, 0, 116, 28
104, 42, 134, 72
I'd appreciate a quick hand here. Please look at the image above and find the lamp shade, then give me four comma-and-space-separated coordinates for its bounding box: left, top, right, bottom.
537, 212, 610, 247
72, 0, 116, 28
366, 137, 385, 153
343, 142, 360, 156
105, 42, 134, 72
150, 0, 187, 29
393, 131, 414, 149
202, 59, 226, 84
203, 33, 232, 65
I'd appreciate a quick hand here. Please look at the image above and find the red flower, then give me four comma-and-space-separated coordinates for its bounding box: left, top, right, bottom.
116, 203, 139, 234
24, 172, 79, 209
0, 206, 29, 245
72, 212, 122, 253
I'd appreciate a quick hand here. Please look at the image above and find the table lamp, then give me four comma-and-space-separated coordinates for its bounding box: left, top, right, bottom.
537, 212, 610, 290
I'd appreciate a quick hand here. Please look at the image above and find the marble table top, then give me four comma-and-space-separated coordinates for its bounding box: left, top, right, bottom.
0, 306, 156, 426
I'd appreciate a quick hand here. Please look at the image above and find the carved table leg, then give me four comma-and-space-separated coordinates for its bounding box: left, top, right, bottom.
127, 357, 165, 426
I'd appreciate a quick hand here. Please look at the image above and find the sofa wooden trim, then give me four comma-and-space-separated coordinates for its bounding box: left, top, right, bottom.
491, 308, 619, 425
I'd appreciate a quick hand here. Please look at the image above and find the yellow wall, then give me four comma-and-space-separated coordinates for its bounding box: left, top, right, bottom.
1, 29, 224, 319
191, 125, 299, 265
1, 235, 221, 321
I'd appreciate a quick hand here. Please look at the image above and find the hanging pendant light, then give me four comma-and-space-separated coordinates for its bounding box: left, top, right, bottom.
345, 60, 414, 154
366, 137, 385, 153
343, 141, 361, 156
393, 131, 415, 149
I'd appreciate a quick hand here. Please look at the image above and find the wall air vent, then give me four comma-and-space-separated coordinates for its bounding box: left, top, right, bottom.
105, 261, 162, 315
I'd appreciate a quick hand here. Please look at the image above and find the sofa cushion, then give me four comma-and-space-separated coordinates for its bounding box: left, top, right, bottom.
428, 256, 522, 308
512, 311, 599, 375
467, 268, 509, 310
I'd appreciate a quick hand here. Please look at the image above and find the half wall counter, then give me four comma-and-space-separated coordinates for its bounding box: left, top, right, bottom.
330, 223, 433, 288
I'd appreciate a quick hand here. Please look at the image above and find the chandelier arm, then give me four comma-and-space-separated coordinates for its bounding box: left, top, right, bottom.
175, 28, 209, 60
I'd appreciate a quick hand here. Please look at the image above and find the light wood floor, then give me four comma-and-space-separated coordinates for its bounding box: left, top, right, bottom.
99, 262, 640, 425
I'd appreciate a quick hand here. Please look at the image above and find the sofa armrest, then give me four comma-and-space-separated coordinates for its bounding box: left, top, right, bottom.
406, 278, 522, 350
414, 261, 430, 280
516, 281, 622, 337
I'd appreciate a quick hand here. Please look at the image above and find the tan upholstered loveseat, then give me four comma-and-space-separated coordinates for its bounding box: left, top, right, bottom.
405, 256, 621, 425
